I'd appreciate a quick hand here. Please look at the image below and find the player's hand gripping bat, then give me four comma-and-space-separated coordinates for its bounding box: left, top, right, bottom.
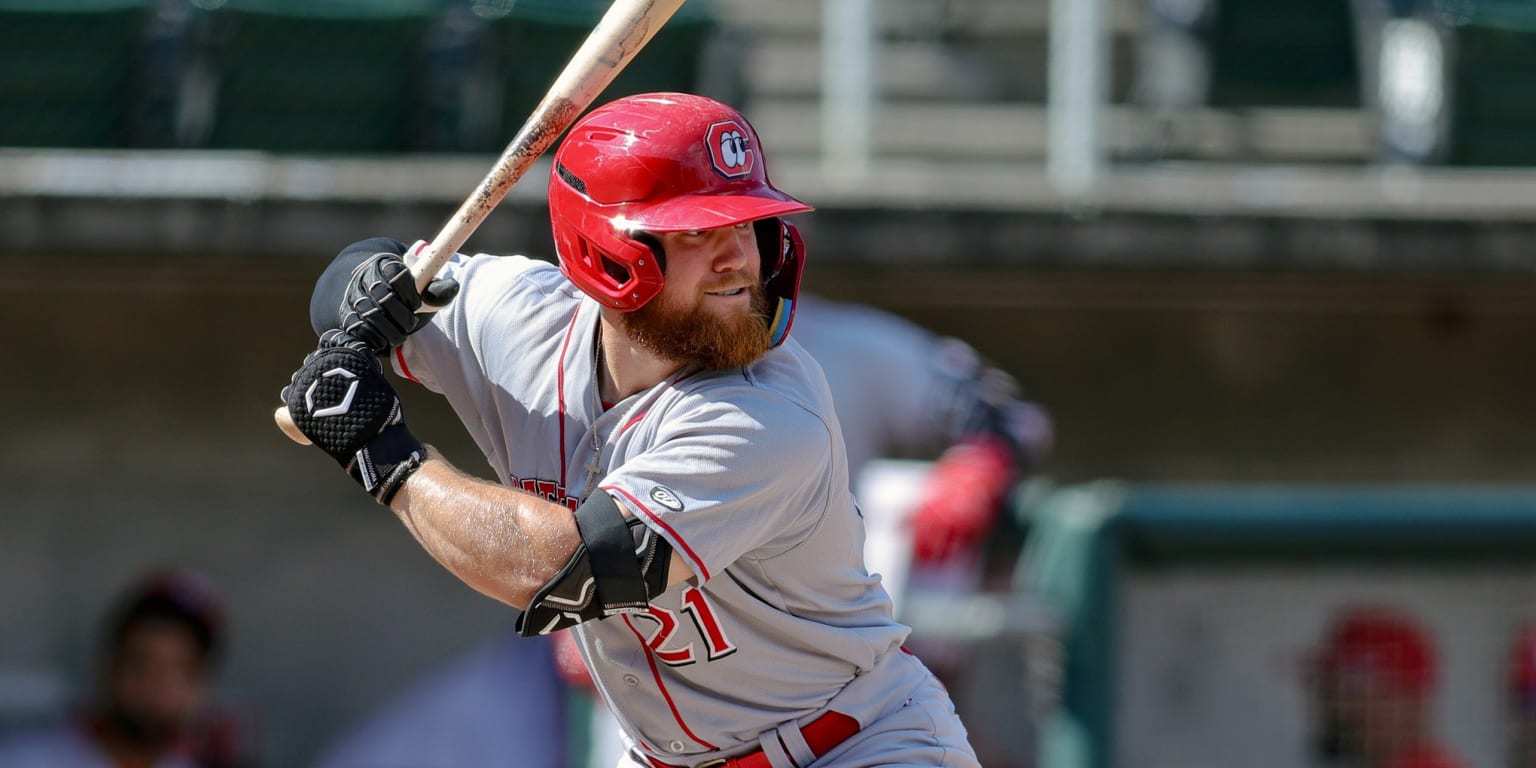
276, 0, 689, 445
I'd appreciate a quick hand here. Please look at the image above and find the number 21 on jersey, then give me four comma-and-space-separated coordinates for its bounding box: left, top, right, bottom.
634, 585, 737, 665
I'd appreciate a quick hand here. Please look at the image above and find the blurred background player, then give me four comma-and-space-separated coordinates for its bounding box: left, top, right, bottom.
0, 568, 253, 768
793, 292, 1053, 607
1305, 606, 1465, 768
793, 293, 1053, 768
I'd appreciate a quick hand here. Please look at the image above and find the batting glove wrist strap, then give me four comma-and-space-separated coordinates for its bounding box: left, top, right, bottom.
281, 331, 425, 505
349, 425, 426, 505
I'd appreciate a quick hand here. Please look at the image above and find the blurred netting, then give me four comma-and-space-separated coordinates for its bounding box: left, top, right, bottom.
0, 0, 728, 153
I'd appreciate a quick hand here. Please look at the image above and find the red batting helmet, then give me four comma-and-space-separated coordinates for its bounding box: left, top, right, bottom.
1314, 607, 1435, 697
548, 92, 813, 346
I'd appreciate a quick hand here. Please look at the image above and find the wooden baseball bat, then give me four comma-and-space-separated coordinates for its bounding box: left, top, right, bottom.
277, 0, 688, 445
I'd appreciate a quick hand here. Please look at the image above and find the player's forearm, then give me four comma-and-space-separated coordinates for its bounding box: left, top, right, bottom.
389, 451, 580, 609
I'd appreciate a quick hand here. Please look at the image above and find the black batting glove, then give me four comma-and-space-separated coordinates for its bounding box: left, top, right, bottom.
310, 238, 460, 354
341, 251, 460, 352
280, 331, 426, 504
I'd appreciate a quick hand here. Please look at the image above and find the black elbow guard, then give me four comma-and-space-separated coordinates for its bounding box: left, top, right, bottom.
516, 492, 673, 636
309, 237, 410, 338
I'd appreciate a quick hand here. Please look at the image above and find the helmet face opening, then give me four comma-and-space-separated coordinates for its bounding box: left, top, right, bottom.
549, 93, 813, 329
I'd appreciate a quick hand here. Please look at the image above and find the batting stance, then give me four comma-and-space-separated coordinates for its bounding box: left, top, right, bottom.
279, 92, 982, 767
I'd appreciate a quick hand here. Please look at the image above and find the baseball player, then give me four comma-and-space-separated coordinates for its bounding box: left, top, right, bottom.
311, 294, 1051, 768
279, 92, 981, 767
1305, 607, 1465, 768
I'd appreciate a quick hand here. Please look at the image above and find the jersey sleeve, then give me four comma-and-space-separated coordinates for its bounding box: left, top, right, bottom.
599, 389, 838, 584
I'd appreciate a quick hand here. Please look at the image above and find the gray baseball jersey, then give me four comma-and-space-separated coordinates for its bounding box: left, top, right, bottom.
391, 248, 979, 766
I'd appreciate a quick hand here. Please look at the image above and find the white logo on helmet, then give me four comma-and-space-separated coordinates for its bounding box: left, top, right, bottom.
649, 486, 684, 512
706, 120, 755, 179
720, 132, 746, 166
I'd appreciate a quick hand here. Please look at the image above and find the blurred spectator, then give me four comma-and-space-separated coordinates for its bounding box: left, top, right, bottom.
1305, 606, 1464, 768
1508, 623, 1536, 768
0, 568, 253, 768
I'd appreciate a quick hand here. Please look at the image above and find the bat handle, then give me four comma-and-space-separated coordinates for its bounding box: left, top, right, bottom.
274, 406, 312, 446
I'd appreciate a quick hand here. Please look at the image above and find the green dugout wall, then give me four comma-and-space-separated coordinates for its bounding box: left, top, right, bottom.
1022, 483, 1536, 768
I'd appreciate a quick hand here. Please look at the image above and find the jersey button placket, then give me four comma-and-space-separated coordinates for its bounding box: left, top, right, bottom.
622, 673, 640, 687
668, 740, 687, 753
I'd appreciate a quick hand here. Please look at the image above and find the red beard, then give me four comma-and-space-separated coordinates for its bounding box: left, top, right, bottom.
622, 282, 772, 370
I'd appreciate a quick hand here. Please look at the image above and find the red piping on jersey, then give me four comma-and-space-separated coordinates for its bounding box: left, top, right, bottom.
620, 411, 649, 435
557, 305, 583, 488
394, 241, 432, 384
394, 347, 419, 384
622, 614, 720, 752
605, 485, 711, 582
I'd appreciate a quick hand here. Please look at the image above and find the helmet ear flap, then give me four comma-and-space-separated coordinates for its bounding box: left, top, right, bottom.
754, 218, 785, 280
757, 218, 806, 347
